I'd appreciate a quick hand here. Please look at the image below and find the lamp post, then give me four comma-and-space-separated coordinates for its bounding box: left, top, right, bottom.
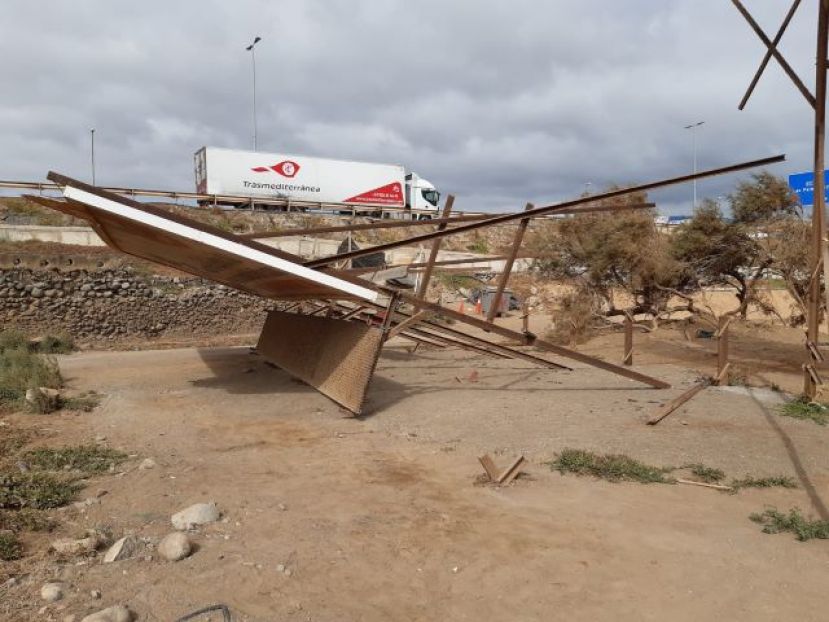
684, 121, 705, 209
90, 128, 96, 185
246, 36, 262, 151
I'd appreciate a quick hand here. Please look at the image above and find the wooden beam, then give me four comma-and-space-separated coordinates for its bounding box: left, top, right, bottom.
396, 291, 670, 389
303, 155, 784, 269
486, 203, 532, 323
647, 381, 708, 425
385, 311, 430, 341
417, 195, 455, 299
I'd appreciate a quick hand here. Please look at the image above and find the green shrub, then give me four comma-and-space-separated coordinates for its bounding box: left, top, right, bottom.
750, 507, 829, 541
685, 463, 725, 483
22, 445, 126, 474
37, 333, 75, 355
0, 471, 81, 509
0, 344, 62, 412
0, 531, 22, 561
778, 399, 829, 426
550, 448, 673, 484
732, 475, 797, 490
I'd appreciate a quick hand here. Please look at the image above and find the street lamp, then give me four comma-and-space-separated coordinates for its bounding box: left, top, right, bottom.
90, 128, 96, 185
684, 121, 705, 210
246, 36, 262, 151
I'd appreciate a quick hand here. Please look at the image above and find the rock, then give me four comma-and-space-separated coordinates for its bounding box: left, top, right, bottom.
102, 536, 141, 563
171, 502, 220, 530
158, 532, 191, 561
138, 458, 157, 470
80, 605, 133, 622
40, 582, 64, 602
51, 536, 99, 556
90, 589, 101, 599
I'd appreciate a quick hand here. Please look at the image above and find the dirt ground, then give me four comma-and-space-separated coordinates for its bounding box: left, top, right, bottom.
3, 326, 829, 621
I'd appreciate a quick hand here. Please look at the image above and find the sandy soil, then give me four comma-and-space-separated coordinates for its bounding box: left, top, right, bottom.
3, 340, 829, 621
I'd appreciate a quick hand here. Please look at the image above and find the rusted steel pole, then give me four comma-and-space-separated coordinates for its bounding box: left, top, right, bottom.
416, 195, 455, 299
486, 203, 532, 323
806, 0, 828, 397
304, 155, 785, 269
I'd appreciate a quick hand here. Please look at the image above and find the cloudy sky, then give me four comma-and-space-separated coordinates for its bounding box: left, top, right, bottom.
0, 1, 822, 214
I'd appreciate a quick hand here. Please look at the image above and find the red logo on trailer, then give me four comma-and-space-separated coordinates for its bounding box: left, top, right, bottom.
251, 160, 301, 178
343, 182, 404, 206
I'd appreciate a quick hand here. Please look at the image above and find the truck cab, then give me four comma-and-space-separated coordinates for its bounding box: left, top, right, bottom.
404, 173, 440, 219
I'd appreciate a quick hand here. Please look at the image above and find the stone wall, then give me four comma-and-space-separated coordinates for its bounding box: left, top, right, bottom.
0, 267, 275, 343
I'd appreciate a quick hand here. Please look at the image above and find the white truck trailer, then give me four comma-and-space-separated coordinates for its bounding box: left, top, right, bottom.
194, 146, 440, 218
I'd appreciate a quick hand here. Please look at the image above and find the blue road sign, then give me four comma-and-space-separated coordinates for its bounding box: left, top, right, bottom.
789, 170, 829, 206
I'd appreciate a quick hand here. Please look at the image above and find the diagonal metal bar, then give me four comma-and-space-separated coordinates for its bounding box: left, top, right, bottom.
738, 0, 802, 110
486, 203, 532, 323
417, 194, 455, 298
304, 154, 785, 269
731, 0, 816, 109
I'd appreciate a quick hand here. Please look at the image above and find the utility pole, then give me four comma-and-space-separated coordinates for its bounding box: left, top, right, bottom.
684, 121, 705, 209
90, 128, 96, 185
246, 36, 262, 151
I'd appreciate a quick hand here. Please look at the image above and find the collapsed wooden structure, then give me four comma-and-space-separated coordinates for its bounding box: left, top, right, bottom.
31, 156, 784, 414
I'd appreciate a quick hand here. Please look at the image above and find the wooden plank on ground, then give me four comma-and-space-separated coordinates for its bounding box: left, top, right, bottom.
647, 381, 709, 425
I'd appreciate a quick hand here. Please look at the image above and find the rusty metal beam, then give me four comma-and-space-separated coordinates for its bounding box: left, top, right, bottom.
395, 290, 670, 389
240, 201, 655, 240
738, 0, 802, 111
417, 195, 455, 298
731, 0, 816, 109
486, 203, 532, 323
304, 155, 785, 269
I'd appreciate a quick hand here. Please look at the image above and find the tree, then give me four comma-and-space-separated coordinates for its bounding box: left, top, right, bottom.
730, 171, 801, 223
672, 199, 769, 319
529, 188, 690, 326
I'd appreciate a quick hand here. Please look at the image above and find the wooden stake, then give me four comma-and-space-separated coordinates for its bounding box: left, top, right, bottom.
623, 312, 634, 366
716, 316, 731, 384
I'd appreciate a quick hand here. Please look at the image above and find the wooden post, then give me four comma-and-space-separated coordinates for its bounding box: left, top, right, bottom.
416, 195, 455, 299
806, 0, 828, 397
716, 316, 731, 384
521, 300, 530, 334
486, 203, 533, 323
623, 312, 633, 366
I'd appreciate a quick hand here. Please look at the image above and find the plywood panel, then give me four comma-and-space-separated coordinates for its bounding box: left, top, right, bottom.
256, 309, 384, 414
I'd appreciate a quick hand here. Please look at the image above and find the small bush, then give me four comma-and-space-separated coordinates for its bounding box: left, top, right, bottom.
550, 448, 673, 484
750, 507, 829, 541
778, 399, 829, 426
0, 531, 22, 561
22, 445, 126, 474
0, 471, 81, 509
0, 508, 54, 532
62, 392, 101, 412
0, 347, 62, 411
732, 475, 797, 490
37, 333, 75, 355
0, 329, 29, 353
683, 463, 726, 483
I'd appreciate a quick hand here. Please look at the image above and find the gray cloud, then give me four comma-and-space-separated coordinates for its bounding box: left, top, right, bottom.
0, 1, 821, 214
